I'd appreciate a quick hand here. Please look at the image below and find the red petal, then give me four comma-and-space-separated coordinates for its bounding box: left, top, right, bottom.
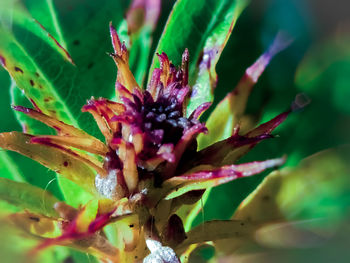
163, 157, 285, 200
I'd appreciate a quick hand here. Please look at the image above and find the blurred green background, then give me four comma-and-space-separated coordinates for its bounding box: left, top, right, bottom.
190, 0, 350, 222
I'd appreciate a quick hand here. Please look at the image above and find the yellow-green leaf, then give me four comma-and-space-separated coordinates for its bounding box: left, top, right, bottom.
0, 177, 59, 217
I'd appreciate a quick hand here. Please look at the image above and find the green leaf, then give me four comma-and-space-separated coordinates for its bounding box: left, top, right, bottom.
8, 80, 65, 200
57, 177, 94, 209
22, 0, 68, 46
234, 146, 350, 224
0, 0, 162, 207
0, 132, 96, 199
0, 0, 130, 130
161, 158, 284, 200
0, 1, 73, 63
181, 244, 215, 263
149, 0, 249, 113
70, 249, 99, 263
0, 0, 130, 205
0, 177, 59, 217
214, 147, 350, 255
0, 27, 78, 125
0, 217, 60, 263
176, 220, 257, 255
0, 151, 24, 182
179, 189, 211, 232
4, 80, 62, 199
10, 79, 53, 135
75, 199, 99, 232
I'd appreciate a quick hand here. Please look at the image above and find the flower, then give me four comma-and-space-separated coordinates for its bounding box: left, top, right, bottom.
0, 23, 293, 262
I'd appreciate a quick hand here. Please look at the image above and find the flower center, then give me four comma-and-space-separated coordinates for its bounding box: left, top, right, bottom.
120, 87, 200, 163
141, 94, 190, 146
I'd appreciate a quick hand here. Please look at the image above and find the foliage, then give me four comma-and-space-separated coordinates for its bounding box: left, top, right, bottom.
0, 0, 349, 262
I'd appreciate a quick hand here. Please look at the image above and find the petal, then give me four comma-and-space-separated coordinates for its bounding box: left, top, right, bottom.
246, 32, 293, 83
246, 111, 290, 137
162, 158, 285, 200
174, 86, 190, 106
13, 106, 96, 139
109, 22, 123, 57
181, 49, 189, 86
187, 111, 289, 170
82, 102, 113, 142
189, 102, 211, 120
197, 33, 292, 149
116, 82, 133, 100
82, 98, 125, 135
117, 140, 139, 193
164, 124, 207, 179
221, 111, 290, 166
147, 68, 162, 100
184, 133, 271, 170
110, 53, 139, 93
141, 144, 175, 171
131, 130, 144, 155
157, 52, 171, 87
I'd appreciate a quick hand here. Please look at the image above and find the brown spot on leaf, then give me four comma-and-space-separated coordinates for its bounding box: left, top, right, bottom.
63, 161, 69, 167
29, 216, 40, 222
129, 224, 134, 228
35, 72, 40, 77
87, 62, 94, 69
44, 97, 53, 102
30, 80, 35, 86
14, 67, 23, 73
262, 195, 270, 202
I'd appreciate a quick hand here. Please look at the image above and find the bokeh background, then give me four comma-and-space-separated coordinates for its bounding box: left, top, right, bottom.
0, 0, 349, 262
